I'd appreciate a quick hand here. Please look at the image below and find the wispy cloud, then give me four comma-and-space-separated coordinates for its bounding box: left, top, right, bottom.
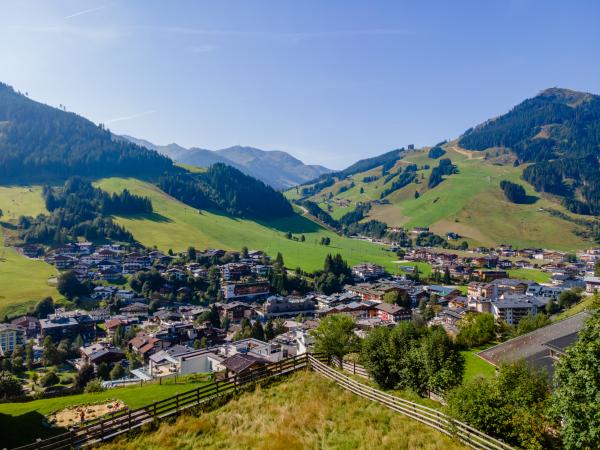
64, 5, 105, 20
104, 109, 156, 124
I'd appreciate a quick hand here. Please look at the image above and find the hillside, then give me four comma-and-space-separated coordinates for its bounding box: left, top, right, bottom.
0, 83, 174, 182
122, 135, 332, 190
95, 177, 398, 272
0, 186, 61, 317
459, 87, 600, 215
288, 144, 595, 250
101, 371, 466, 450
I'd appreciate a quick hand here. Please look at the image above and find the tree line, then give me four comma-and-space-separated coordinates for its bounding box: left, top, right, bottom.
18, 177, 151, 244
158, 163, 293, 220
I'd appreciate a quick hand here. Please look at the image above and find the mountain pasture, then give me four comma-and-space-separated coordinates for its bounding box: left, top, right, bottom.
96, 178, 399, 272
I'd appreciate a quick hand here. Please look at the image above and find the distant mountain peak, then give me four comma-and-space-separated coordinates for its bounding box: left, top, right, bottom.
121, 136, 332, 190
536, 87, 594, 107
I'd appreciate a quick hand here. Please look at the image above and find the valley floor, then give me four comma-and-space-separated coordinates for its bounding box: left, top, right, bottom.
101, 370, 467, 450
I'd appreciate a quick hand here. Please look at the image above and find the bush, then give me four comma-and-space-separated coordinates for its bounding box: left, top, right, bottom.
40, 371, 60, 388
0, 371, 24, 399
84, 378, 105, 393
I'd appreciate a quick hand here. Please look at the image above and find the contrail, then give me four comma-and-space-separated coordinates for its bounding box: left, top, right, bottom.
104, 110, 156, 124
64, 5, 105, 20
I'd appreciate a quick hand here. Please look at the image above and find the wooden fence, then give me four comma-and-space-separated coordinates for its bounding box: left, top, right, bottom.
14, 353, 513, 450
308, 355, 514, 450
14, 354, 309, 450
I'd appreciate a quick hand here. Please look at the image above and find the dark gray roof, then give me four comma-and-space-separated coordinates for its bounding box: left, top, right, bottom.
479, 311, 590, 376
221, 353, 268, 373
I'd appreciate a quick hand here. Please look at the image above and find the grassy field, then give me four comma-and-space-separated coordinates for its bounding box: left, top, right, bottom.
461, 347, 496, 382
554, 294, 598, 321
96, 178, 399, 272
0, 185, 62, 318
291, 145, 592, 251
0, 376, 209, 448
506, 268, 551, 284
102, 371, 467, 450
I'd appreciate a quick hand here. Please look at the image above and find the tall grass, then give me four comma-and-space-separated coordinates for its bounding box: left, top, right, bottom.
103, 371, 467, 449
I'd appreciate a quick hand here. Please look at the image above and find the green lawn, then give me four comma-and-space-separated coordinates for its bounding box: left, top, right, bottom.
0, 244, 61, 318
554, 294, 598, 321
0, 185, 62, 317
95, 178, 399, 272
0, 377, 209, 448
461, 347, 496, 382
507, 268, 551, 284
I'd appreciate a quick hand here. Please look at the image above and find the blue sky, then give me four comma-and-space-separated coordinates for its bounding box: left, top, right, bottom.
1, 1, 599, 168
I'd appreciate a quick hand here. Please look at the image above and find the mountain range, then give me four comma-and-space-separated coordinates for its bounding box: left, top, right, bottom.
121, 135, 332, 190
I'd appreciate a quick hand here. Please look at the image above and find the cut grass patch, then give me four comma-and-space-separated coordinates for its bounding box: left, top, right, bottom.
506, 268, 551, 284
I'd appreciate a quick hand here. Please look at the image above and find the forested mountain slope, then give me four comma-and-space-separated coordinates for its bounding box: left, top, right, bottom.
459, 88, 600, 215
0, 83, 174, 181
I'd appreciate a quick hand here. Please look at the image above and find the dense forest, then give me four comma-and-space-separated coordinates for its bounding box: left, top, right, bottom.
18, 177, 151, 244
159, 163, 293, 220
0, 83, 174, 181
499, 180, 528, 203
459, 88, 600, 215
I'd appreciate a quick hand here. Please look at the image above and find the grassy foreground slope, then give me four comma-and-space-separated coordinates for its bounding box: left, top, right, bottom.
0, 376, 209, 448
293, 144, 590, 251
96, 178, 397, 272
0, 186, 60, 317
102, 371, 467, 450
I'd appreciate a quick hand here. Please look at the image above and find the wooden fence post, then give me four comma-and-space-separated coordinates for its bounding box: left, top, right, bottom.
100, 417, 104, 441
176, 392, 179, 411
153, 401, 157, 417
128, 407, 132, 431
216, 380, 219, 396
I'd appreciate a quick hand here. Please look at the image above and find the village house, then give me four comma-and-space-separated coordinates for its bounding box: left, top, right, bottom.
221, 280, 270, 301
584, 276, 600, 294
491, 298, 538, 325
259, 295, 316, 318
0, 323, 25, 355
352, 263, 386, 281
374, 303, 411, 323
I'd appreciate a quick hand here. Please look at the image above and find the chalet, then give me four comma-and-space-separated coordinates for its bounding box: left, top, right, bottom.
81, 344, 125, 367
315, 292, 360, 309
425, 285, 461, 303
374, 303, 411, 323
584, 276, 600, 294
489, 278, 531, 296
220, 353, 269, 378
164, 268, 187, 281
260, 296, 316, 318
98, 267, 122, 282
120, 302, 149, 318
40, 311, 96, 341
220, 263, 251, 281
219, 302, 255, 322
491, 299, 537, 325
352, 264, 386, 281
11, 316, 40, 338
476, 270, 508, 282
222, 280, 270, 301
347, 282, 409, 302
317, 301, 377, 320
128, 335, 163, 361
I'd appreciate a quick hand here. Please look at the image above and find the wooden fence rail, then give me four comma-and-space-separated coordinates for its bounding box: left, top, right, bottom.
308, 356, 513, 450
